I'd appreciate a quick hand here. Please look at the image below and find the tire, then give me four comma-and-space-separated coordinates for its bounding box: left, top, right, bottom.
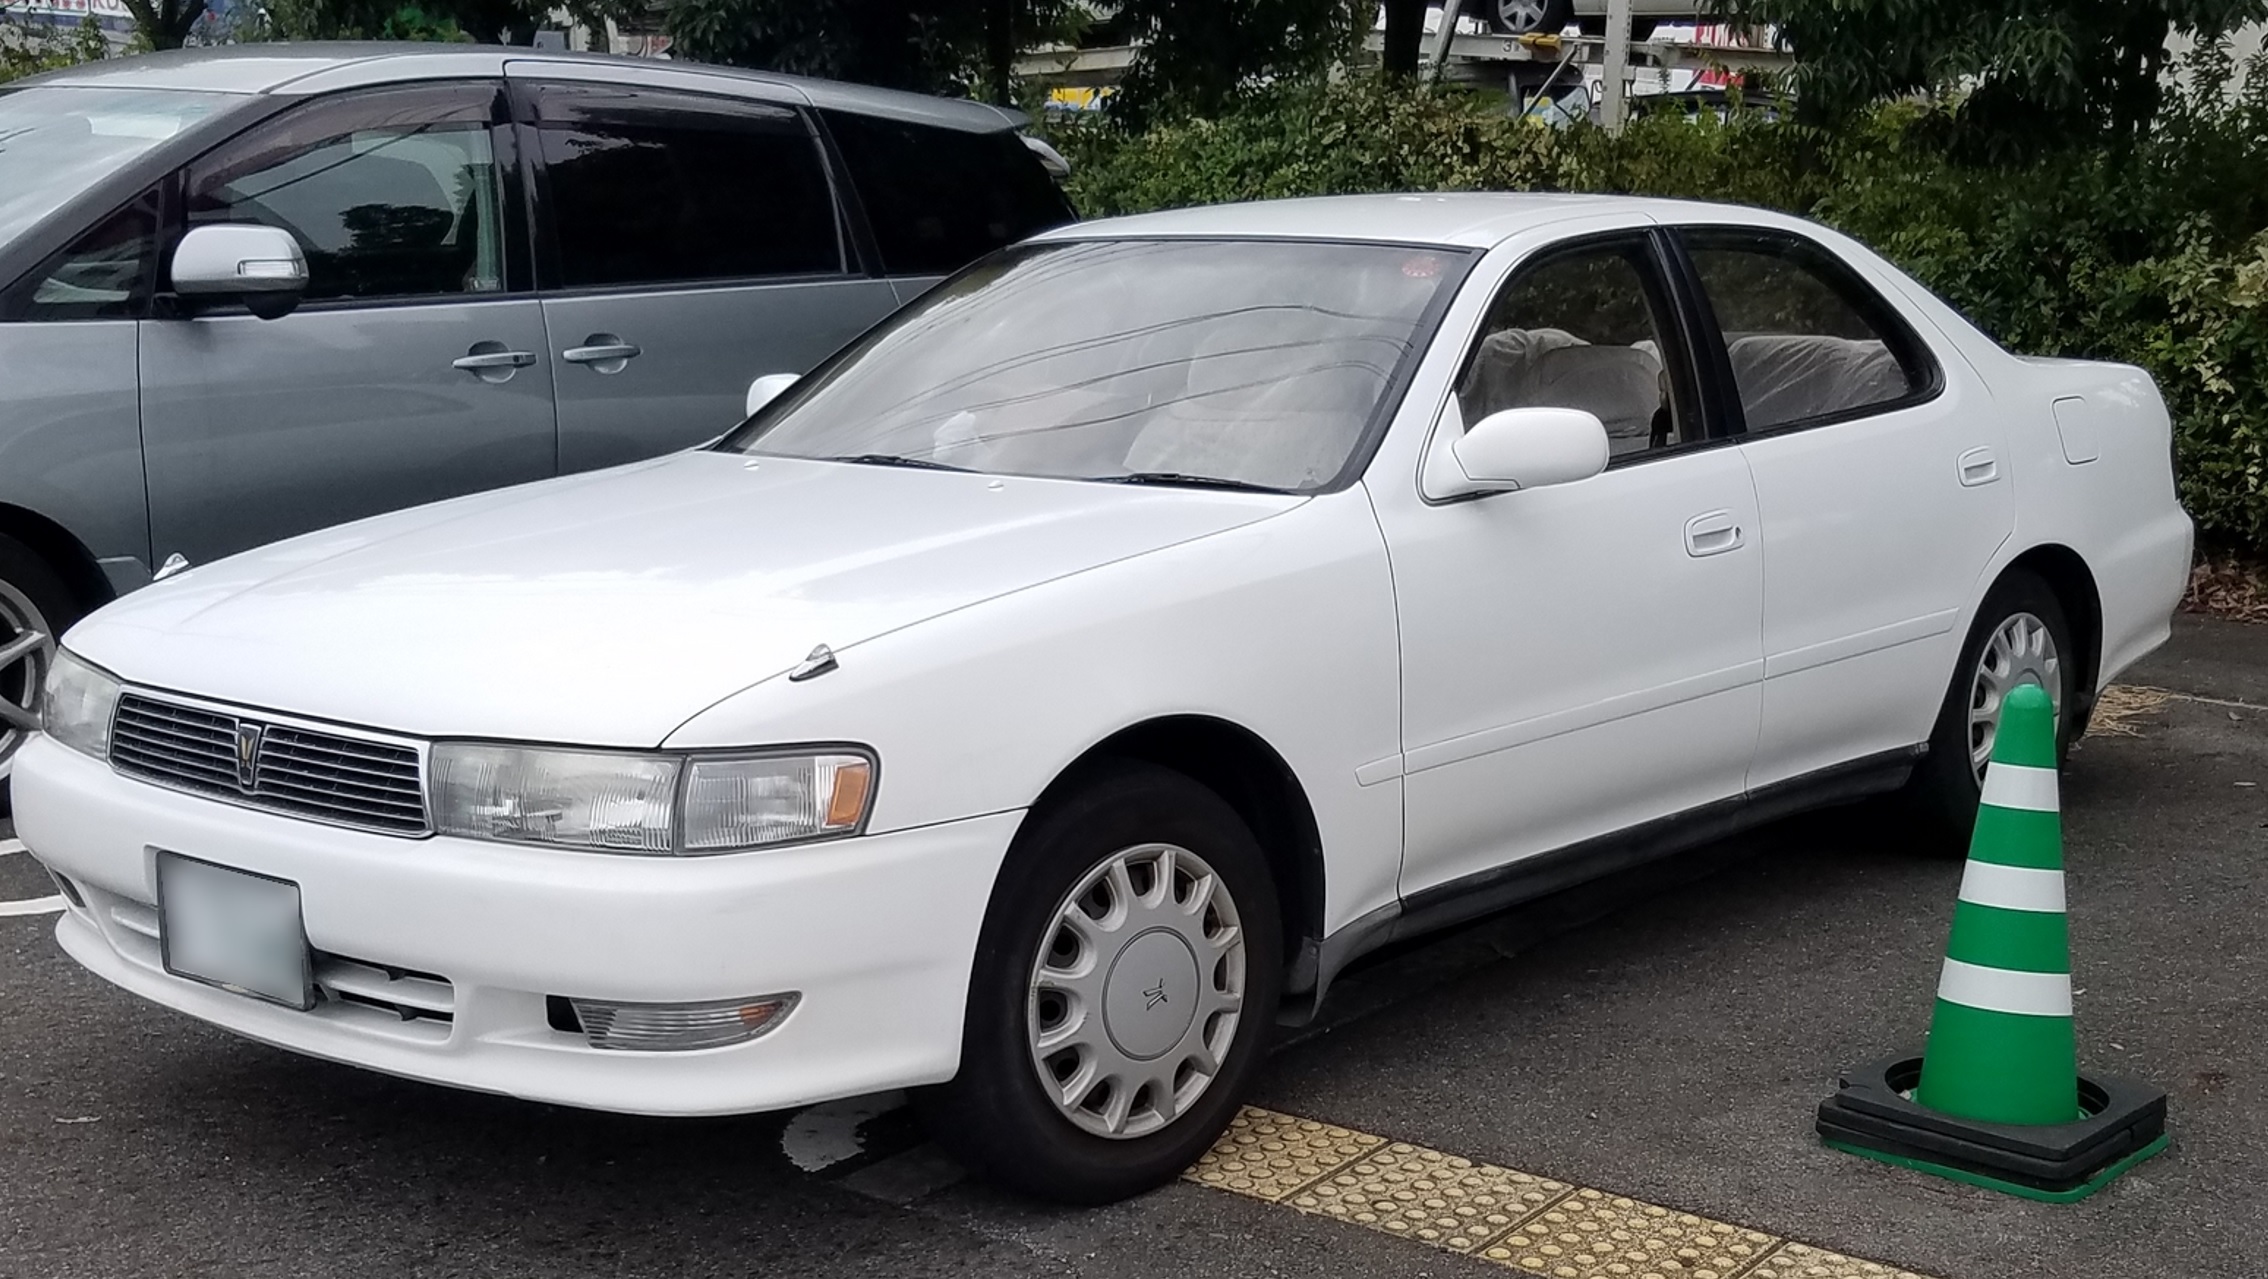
1903, 569, 2074, 852
0, 533, 78, 816
916, 760, 1283, 1203
1488, 0, 1574, 36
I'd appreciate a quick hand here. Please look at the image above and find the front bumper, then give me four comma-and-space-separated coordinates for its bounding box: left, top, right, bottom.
14, 735, 1019, 1116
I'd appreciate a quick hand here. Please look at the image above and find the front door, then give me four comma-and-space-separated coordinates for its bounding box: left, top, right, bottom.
140, 81, 556, 566
1374, 232, 1765, 900
515, 78, 899, 474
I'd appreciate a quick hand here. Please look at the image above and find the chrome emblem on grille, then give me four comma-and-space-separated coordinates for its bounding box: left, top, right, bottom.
234, 720, 265, 793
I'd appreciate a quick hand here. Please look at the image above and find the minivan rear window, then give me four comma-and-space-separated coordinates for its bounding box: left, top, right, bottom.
821, 111, 1073, 277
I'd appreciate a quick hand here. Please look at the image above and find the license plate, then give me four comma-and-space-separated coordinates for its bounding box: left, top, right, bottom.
157, 852, 313, 1010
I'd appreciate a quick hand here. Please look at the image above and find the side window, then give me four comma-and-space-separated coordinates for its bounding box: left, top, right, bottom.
821, 111, 1074, 276
1, 187, 161, 321
185, 84, 510, 305
1457, 240, 1693, 459
528, 85, 843, 289
1683, 230, 1930, 432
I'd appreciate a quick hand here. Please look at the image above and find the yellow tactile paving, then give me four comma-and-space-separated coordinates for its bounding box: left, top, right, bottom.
1284, 1141, 1569, 1252
1183, 1108, 1385, 1201
1186, 1108, 1937, 1279
1745, 1242, 1934, 1279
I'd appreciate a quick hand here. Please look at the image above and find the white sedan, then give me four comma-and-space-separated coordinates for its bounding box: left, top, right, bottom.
17, 194, 2190, 1203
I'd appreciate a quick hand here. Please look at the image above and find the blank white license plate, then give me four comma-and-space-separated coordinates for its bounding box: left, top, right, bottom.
157, 852, 313, 1010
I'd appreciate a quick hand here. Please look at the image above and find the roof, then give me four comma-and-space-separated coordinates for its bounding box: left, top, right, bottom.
22, 43, 1027, 132
1035, 192, 1800, 250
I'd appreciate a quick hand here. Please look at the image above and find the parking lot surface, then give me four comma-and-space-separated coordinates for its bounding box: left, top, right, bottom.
3, 615, 2262, 1279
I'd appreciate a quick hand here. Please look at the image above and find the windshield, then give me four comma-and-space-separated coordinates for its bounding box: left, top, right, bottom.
725, 238, 1470, 492
0, 86, 230, 246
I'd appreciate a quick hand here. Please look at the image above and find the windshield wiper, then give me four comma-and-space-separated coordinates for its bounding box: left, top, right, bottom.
823, 453, 974, 472
1089, 471, 1285, 493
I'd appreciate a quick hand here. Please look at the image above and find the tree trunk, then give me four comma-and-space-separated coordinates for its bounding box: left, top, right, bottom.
1381, 0, 1426, 77
987, 0, 1015, 105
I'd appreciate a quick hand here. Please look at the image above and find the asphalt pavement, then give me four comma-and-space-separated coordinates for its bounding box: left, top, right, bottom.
3, 615, 2262, 1279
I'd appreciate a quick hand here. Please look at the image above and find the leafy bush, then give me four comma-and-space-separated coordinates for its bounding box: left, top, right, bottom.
0, 13, 109, 84
1045, 59, 2268, 552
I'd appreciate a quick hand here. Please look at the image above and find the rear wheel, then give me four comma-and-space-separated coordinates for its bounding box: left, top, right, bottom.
916, 761, 1282, 1203
0, 534, 75, 815
1489, 0, 1574, 35
1904, 570, 2073, 851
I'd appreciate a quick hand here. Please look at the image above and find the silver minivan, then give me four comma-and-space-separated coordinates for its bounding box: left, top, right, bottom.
0, 44, 1074, 795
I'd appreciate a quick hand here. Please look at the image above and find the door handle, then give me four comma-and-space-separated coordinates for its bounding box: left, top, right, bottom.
1684, 509, 1744, 558
1958, 446, 2000, 487
562, 334, 641, 373
452, 343, 537, 385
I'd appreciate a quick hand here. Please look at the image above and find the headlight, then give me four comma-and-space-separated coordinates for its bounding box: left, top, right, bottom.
429, 743, 873, 855
41, 650, 121, 760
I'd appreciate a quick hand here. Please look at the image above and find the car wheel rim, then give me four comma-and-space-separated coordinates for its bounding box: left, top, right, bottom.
0, 579, 54, 778
1967, 611, 2061, 786
1025, 841, 1246, 1141
1498, 0, 1548, 30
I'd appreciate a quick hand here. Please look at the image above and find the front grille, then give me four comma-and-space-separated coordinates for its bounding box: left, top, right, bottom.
111, 693, 429, 835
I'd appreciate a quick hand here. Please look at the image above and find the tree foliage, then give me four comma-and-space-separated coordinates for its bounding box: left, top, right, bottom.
664, 0, 1067, 100
1108, 0, 1364, 122
0, 10, 108, 82
1728, 0, 2268, 157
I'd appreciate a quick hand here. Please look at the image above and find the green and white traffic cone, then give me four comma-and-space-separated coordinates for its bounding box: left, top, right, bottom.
1913, 682, 2079, 1125
1815, 680, 2169, 1202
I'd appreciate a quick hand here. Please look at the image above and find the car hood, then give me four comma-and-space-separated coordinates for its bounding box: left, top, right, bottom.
70, 452, 1301, 746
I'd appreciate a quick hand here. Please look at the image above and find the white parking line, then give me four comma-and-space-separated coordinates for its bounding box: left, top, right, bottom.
0, 895, 64, 917
0, 838, 24, 856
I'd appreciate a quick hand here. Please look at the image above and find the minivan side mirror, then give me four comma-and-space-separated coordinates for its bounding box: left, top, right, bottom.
745, 372, 800, 418
1422, 405, 1610, 500
170, 224, 308, 321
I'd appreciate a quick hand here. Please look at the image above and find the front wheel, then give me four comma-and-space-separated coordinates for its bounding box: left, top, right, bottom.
917, 761, 1282, 1203
1904, 570, 2074, 851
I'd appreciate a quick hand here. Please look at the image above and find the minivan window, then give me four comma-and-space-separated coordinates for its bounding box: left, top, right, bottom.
529, 85, 843, 289
0, 86, 225, 247
725, 238, 1465, 493
184, 83, 510, 303
1, 187, 161, 321
821, 111, 1074, 276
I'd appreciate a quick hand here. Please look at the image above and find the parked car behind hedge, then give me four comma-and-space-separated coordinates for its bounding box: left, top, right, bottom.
0, 44, 1075, 797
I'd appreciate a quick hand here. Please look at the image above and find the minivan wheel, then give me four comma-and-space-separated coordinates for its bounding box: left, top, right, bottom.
0, 534, 75, 815
1489, 0, 1574, 35
1905, 569, 2073, 852
916, 761, 1282, 1203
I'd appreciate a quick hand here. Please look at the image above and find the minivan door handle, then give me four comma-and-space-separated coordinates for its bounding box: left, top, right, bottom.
1684, 509, 1744, 558
1958, 446, 2000, 487
562, 334, 642, 374
452, 342, 538, 384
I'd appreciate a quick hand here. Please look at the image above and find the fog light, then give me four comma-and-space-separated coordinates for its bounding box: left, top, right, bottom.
567, 993, 798, 1052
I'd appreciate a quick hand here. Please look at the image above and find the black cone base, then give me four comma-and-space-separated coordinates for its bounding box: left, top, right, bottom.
1816, 1051, 2166, 1199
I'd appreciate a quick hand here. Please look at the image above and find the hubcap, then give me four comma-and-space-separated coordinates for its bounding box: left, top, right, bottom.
1497, 0, 1549, 30
0, 578, 54, 779
1967, 611, 2061, 785
1025, 842, 1245, 1140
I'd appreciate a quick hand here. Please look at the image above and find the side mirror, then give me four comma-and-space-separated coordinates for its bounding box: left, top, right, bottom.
745, 372, 799, 418
1422, 404, 1609, 500
170, 223, 308, 321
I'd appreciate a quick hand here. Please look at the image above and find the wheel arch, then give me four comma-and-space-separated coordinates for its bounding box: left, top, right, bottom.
0, 502, 113, 617
1997, 543, 2103, 718
1029, 715, 1326, 997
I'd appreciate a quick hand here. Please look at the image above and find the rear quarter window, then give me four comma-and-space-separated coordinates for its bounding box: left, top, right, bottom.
821, 111, 1074, 277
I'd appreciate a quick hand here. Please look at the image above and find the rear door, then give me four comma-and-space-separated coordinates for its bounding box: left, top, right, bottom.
817, 109, 1075, 305
1669, 224, 2014, 788
139, 81, 556, 566
515, 78, 898, 473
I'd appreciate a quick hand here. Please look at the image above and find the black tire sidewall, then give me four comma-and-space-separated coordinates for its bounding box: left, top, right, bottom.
918, 760, 1283, 1204
1909, 571, 2073, 845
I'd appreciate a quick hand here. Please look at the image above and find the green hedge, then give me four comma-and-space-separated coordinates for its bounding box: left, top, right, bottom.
1045, 74, 2268, 553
